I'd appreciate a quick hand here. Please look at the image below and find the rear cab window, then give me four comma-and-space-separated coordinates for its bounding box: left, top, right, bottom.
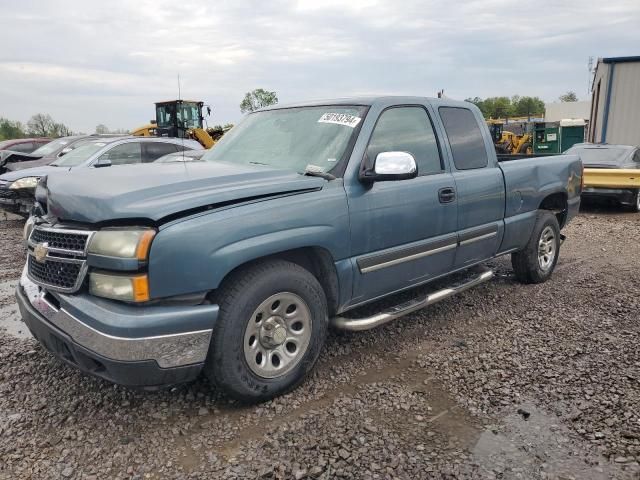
439, 107, 489, 170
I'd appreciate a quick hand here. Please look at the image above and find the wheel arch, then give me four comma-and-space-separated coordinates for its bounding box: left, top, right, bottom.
213, 246, 341, 316
538, 191, 568, 228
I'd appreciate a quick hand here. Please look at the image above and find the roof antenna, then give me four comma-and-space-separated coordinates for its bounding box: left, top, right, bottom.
177, 73, 186, 164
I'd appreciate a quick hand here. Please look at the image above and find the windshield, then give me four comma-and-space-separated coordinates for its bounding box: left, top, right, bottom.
51, 141, 108, 167
177, 103, 201, 129
566, 146, 630, 166
202, 106, 366, 174
156, 104, 175, 128
155, 102, 201, 129
31, 138, 72, 157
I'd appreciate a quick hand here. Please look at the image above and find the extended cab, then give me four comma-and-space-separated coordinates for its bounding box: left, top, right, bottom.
16, 97, 582, 401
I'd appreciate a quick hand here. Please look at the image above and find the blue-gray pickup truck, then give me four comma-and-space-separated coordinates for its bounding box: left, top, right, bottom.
16, 97, 583, 402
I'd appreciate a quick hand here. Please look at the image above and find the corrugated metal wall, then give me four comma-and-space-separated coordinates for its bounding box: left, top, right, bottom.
605, 62, 640, 145
589, 60, 640, 145
589, 63, 609, 143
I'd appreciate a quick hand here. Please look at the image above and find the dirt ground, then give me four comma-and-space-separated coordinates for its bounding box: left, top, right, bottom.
1, 205, 639, 479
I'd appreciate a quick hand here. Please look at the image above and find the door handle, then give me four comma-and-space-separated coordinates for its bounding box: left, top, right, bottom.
438, 187, 456, 203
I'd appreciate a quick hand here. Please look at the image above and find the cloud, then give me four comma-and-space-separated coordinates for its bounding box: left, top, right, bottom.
0, 0, 639, 132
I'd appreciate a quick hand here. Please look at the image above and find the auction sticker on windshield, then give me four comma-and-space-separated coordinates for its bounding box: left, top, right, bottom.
318, 113, 362, 128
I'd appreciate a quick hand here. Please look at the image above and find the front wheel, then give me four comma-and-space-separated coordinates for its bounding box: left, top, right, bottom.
511, 211, 561, 284
205, 260, 328, 402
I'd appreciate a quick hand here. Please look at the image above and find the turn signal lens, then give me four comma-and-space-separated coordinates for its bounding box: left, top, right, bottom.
89, 272, 150, 302
135, 230, 156, 261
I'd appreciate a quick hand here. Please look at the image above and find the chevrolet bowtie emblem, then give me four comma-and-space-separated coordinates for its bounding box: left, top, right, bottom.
34, 242, 49, 264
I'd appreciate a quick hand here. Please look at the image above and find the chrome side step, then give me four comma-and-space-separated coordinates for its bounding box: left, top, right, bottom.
331, 267, 494, 332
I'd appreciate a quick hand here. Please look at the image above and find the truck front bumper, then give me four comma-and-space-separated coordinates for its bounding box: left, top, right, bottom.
16, 271, 218, 388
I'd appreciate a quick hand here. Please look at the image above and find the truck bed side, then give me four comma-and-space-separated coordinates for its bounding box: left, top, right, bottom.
497, 154, 582, 253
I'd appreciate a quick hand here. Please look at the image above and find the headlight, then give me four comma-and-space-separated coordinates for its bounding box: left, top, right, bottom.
89, 272, 150, 302
88, 229, 155, 260
10, 177, 40, 190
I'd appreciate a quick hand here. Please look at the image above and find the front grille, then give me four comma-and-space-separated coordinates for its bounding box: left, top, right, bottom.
30, 228, 89, 252
27, 225, 93, 293
28, 256, 82, 290
0, 188, 16, 200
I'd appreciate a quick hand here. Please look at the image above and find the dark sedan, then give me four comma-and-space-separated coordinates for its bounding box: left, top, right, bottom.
565, 143, 640, 212
0, 138, 51, 154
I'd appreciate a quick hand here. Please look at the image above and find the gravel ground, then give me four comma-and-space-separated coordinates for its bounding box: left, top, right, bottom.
1, 206, 640, 479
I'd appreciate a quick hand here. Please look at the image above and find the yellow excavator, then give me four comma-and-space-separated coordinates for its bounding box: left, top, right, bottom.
132, 100, 229, 149
487, 119, 533, 155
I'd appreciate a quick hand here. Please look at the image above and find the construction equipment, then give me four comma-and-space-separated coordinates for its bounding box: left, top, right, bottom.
487, 120, 533, 155
132, 100, 228, 149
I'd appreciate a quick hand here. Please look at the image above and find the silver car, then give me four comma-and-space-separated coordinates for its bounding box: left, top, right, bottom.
0, 137, 203, 216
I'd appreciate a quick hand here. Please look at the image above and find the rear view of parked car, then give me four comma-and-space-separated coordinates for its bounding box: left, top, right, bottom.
567, 143, 640, 211
0, 136, 202, 216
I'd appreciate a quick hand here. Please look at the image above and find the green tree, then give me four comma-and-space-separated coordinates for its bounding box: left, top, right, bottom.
240, 88, 278, 113
467, 95, 545, 119
559, 91, 578, 102
512, 96, 545, 118
0, 118, 26, 140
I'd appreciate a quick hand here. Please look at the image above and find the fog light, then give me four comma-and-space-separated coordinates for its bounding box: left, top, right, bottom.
89, 272, 150, 302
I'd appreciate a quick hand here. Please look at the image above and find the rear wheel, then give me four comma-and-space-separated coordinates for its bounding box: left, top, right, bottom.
511, 211, 560, 284
205, 260, 328, 402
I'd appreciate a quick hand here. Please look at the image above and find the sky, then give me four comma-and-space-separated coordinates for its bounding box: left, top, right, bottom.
1, 0, 639, 133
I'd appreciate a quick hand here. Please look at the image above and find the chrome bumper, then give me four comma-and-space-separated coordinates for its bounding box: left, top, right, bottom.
18, 269, 213, 368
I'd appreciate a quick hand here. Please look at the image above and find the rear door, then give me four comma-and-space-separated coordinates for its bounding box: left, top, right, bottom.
347, 105, 458, 304
438, 106, 505, 268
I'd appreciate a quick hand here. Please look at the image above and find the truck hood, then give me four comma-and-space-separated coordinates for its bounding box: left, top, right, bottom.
45, 161, 326, 224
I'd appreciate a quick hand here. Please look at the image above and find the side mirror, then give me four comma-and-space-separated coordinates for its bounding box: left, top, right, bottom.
94, 158, 112, 168
361, 151, 418, 182
206, 106, 212, 116
150, 120, 157, 125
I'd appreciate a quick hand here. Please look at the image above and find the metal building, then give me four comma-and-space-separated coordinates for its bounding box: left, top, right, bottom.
588, 56, 640, 145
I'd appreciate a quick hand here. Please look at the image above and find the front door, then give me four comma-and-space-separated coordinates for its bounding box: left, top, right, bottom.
347, 105, 458, 305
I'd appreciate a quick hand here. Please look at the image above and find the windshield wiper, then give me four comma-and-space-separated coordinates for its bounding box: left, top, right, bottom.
302, 167, 335, 181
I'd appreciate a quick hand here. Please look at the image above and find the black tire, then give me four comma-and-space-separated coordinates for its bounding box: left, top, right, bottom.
511, 211, 561, 284
517, 142, 532, 154
205, 260, 328, 403
629, 189, 640, 213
